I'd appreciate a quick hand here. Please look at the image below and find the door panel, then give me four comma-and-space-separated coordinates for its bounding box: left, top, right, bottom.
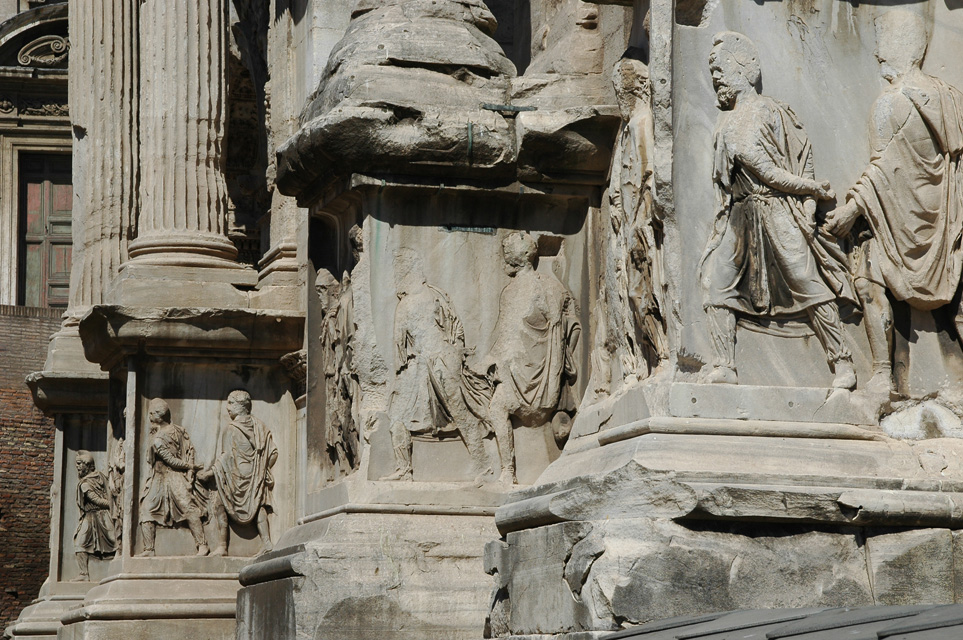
18, 153, 73, 309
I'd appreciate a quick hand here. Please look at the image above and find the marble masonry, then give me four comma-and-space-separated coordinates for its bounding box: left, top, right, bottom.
6, 0, 963, 639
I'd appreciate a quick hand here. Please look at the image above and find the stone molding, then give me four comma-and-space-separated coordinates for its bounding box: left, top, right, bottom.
77, 306, 305, 368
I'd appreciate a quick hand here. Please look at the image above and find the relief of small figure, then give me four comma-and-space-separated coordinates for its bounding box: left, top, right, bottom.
824, 10, 963, 395
107, 436, 125, 544
138, 398, 209, 557
609, 56, 668, 380
479, 232, 581, 485
316, 268, 360, 482
699, 32, 858, 388
382, 249, 494, 483
198, 390, 278, 556
73, 451, 116, 581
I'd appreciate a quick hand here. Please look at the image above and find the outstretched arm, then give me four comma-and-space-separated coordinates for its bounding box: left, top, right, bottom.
735, 145, 834, 199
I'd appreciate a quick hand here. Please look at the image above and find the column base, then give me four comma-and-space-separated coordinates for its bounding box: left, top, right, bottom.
127, 232, 239, 266
108, 261, 258, 308
489, 378, 963, 636
4, 582, 90, 640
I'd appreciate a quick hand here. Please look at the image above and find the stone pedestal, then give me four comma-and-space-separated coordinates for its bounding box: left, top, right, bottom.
57, 557, 246, 640
48, 306, 304, 640
488, 380, 963, 637
238, 511, 498, 640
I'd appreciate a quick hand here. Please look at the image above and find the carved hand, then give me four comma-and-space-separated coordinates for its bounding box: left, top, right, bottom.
196, 467, 213, 482
811, 180, 835, 201
823, 200, 861, 238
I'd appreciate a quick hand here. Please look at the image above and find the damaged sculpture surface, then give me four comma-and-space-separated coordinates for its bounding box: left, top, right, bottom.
316, 268, 360, 481
606, 56, 668, 383
198, 390, 278, 556
699, 31, 857, 389
73, 451, 116, 581
138, 398, 209, 557
824, 10, 963, 396
481, 232, 581, 484
275, 0, 516, 194
107, 436, 125, 544
383, 249, 494, 483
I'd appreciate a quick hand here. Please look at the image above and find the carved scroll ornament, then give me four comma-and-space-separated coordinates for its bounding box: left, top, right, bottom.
18, 35, 70, 68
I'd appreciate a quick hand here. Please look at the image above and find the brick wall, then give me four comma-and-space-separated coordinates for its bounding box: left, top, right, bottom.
0, 305, 61, 630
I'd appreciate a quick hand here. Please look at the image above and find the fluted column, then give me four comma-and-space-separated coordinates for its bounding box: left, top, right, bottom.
127, 0, 238, 266
66, 0, 138, 320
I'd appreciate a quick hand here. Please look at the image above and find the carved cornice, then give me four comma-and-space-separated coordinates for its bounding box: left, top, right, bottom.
78, 306, 306, 368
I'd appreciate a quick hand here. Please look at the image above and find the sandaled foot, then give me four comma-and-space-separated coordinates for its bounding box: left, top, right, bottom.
706, 366, 737, 384
210, 546, 227, 557
137, 549, 155, 558
381, 467, 413, 481
473, 467, 495, 487
866, 365, 894, 395
832, 360, 857, 390
195, 544, 210, 557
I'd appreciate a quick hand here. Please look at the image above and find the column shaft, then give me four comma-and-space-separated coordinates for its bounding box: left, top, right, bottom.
67, 0, 139, 318
128, 0, 237, 265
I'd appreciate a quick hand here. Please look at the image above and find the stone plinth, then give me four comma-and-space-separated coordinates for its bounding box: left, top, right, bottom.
51, 306, 304, 640
237, 512, 498, 640
489, 407, 963, 636
57, 557, 247, 640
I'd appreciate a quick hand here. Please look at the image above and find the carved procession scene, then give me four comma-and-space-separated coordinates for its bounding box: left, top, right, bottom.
9, 1, 963, 640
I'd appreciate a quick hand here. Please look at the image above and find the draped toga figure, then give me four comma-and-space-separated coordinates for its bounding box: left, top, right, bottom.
482, 232, 581, 485
825, 10, 963, 394
699, 31, 857, 389
199, 390, 277, 556
608, 56, 668, 380
316, 268, 360, 481
383, 249, 493, 483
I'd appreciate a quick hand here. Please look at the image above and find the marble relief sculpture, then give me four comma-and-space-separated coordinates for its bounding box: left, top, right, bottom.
383, 249, 494, 483
316, 268, 359, 481
609, 56, 668, 380
73, 451, 116, 581
138, 398, 209, 557
480, 232, 581, 485
198, 390, 277, 556
107, 436, 125, 543
699, 31, 858, 389
824, 10, 963, 394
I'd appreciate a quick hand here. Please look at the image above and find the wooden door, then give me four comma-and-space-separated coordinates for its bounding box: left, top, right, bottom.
18, 153, 72, 308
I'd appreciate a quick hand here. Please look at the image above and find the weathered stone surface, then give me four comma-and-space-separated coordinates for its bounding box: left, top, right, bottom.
15, 0, 963, 639
237, 513, 497, 640
867, 529, 956, 606
276, 0, 518, 196
500, 519, 874, 635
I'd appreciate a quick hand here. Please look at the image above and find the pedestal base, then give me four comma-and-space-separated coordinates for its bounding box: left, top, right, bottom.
55, 557, 247, 640
236, 512, 498, 640
4, 582, 89, 640
490, 381, 963, 637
